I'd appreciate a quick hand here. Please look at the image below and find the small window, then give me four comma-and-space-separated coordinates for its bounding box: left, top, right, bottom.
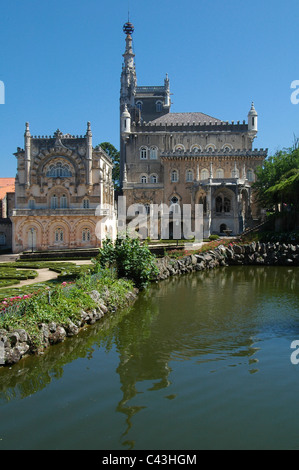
83, 199, 90, 209
51, 194, 58, 209
171, 170, 178, 183
216, 169, 224, 179
150, 147, 158, 159
174, 145, 185, 153
247, 169, 254, 182
156, 101, 162, 112
201, 169, 209, 180
150, 174, 158, 184
136, 101, 143, 111
55, 228, 64, 243
216, 196, 223, 213
224, 197, 231, 213
141, 175, 147, 184
186, 170, 193, 182
60, 194, 67, 209
216, 195, 231, 213
82, 228, 91, 242
140, 147, 147, 159
28, 199, 35, 209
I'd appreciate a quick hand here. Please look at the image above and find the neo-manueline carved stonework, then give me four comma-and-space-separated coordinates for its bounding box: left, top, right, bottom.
12, 124, 116, 253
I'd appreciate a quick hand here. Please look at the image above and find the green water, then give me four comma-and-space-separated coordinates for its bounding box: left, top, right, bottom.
1, 266, 299, 450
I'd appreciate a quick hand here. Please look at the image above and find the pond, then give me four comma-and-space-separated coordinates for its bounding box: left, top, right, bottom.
0, 266, 299, 450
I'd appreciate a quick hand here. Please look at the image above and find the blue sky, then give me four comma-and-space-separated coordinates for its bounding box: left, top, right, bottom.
0, 0, 299, 177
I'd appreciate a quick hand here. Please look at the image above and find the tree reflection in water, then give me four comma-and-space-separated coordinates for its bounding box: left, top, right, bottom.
0, 266, 299, 449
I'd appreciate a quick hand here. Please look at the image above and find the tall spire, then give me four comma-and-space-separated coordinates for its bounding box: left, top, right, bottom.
120, 20, 136, 109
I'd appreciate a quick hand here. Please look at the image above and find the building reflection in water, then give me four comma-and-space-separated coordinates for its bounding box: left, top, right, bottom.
0, 266, 298, 448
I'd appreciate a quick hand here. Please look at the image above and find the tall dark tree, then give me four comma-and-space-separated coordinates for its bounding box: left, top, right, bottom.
95, 142, 120, 191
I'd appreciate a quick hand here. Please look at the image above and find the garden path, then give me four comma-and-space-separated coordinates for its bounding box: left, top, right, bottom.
0, 258, 93, 289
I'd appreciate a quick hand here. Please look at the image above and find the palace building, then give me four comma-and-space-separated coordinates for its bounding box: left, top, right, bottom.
11, 123, 116, 253
119, 22, 268, 238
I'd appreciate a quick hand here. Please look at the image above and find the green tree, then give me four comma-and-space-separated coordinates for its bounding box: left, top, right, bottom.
95, 142, 120, 191
253, 145, 299, 211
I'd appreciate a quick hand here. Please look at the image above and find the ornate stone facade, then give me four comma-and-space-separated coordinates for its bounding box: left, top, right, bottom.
11, 123, 116, 253
119, 22, 268, 238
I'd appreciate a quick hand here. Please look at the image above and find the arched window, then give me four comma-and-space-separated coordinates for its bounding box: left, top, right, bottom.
216, 169, 224, 179
191, 145, 201, 153
186, 169, 193, 182
247, 169, 254, 182
140, 147, 147, 160
46, 162, 72, 178
136, 101, 143, 111
0, 232, 6, 246
174, 145, 185, 153
150, 174, 158, 184
55, 228, 64, 243
171, 170, 179, 183
224, 197, 231, 213
206, 145, 215, 152
140, 174, 147, 184
223, 145, 232, 152
201, 169, 209, 180
82, 228, 91, 242
51, 194, 58, 209
150, 146, 158, 159
216, 194, 231, 213
60, 194, 67, 209
216, 196, 223, 213
156, 101, 163, 112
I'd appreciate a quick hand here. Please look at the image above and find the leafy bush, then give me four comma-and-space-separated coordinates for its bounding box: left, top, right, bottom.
96, 236, 159, 289
209, 234, 220, 241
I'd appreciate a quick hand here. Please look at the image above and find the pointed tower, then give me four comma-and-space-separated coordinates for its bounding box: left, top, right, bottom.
120, 21, 136, 111
120, 21, 136, 188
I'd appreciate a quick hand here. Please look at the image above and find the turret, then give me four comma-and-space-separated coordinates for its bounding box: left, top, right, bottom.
121, 104, 131, 137
248, 102, 258, 132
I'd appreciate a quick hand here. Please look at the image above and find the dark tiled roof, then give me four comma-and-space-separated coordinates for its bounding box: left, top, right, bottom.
149, 112, 223, 125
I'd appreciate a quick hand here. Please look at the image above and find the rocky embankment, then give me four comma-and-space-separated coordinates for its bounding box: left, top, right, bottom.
0, 288, 138, 367
2, 241, 299, 368
156, 241, 299, 280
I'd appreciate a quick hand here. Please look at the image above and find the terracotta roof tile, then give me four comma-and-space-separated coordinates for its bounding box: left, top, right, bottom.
0, 178, 15, 200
